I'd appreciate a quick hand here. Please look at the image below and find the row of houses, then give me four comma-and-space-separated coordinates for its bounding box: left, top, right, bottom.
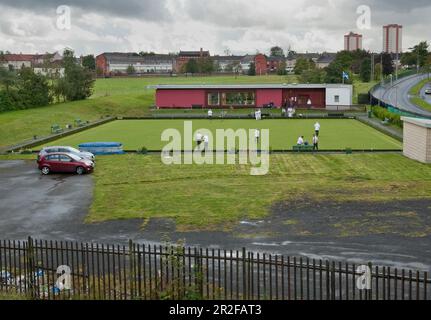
1, 49, 337, 78
95, 50, 337, 77
0, 52, 65, 77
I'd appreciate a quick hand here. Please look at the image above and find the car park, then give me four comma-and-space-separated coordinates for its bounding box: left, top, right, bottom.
38, 146, 95, 162
37, 152, 95, 175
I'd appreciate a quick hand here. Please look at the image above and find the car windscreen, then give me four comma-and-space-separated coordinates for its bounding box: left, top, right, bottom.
69, 154, 83, 161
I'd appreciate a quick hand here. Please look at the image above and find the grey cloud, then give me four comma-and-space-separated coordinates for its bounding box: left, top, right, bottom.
0, 0, 171, 21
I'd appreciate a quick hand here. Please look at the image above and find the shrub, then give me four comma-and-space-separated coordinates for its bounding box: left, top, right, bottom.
372, 106, 403, 128
139, 147, 148, 154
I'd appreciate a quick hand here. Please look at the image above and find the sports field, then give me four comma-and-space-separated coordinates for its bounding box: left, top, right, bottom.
39, 119, 402, 151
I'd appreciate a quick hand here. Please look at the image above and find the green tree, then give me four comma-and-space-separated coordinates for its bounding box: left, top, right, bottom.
60, 49, 95, 101
126, 65, 136, 74
17, 67, 52, 108
360, 58, 372, 82
198, 57, 215, 74
381, 53, 394, 76
0, 66, 17, 92
300, 68, 325, 83
248, 62, 256, 76
270, 46, 284, 57
294, 57, 314, 75
374, 63, 382, 81
276, 61, 287, 75
82, 55, 96, 71
325, 61, 352, 84
185, 59, 199, 74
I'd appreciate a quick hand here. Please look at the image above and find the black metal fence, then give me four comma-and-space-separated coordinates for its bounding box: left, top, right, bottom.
0, 238, 429, 300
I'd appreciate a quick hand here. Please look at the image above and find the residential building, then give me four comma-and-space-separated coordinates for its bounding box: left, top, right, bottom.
254, 54, 268, 75
212, 55, 244, 72
344, 32, 363, 51
383, 24, 403, 54
1, 52, 64, 76
175, 49, 210, 73
267, 56, 285, 73
96, 52, 175, 76
316, 53, 336, 69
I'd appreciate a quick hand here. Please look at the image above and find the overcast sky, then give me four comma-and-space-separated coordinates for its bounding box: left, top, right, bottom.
0, 0, 430, 56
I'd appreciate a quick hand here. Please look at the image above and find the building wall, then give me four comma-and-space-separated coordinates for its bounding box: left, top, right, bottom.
255, 54, 267, 75
403, 122, 430, 163
383, 25, 402, 54
283, 88, 326, 108
3, 60, 32, 69
325, 87, 352, 108
96, 54, 108, 75
156, 89, 206, 108
256, 89, 283, 107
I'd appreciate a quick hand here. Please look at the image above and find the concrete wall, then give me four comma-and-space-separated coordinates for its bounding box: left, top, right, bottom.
403, 121, 430, 163
156, 89, 206, 108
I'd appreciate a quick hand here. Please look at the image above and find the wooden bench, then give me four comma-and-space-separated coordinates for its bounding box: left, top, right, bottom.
293, 145, 314, 152
51, 124, 63, 134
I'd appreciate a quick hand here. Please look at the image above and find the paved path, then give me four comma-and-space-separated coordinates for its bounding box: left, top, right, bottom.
356, 115, 403, 141
371, 74, 431, 117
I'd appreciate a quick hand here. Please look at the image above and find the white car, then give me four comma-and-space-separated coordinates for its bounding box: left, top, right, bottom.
38, 146, 95, 162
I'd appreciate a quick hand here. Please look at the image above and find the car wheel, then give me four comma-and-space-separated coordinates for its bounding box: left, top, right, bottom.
41, 166, 50, 175
76, 166, 85, 175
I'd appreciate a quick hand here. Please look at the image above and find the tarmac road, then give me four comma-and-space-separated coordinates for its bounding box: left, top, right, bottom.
1, 160, 430, 271
372, 73, 431, 117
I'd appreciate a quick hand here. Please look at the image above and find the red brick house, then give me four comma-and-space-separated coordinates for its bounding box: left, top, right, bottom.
176, 48, 210, 73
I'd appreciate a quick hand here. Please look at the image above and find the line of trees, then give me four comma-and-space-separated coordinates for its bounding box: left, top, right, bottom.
0, 49, 95, 112
294, 41, 431, 85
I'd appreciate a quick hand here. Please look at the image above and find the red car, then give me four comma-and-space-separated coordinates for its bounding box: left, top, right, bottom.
37, 152, 94, 175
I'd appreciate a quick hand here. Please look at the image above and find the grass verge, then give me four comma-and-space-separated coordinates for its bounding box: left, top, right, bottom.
88, 153, 431, 231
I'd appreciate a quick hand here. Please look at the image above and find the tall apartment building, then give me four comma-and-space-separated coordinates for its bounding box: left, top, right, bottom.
383, 24, 403, 54
344, 32, 363, 51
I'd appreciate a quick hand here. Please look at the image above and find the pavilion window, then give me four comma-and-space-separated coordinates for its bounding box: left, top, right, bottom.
221, 91, 255, 106
208, 92, 220, 106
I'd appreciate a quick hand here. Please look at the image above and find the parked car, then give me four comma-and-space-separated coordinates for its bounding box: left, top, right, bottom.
38, 146, 95, 162
38, 153, 95, 175
425, 88, 431, 95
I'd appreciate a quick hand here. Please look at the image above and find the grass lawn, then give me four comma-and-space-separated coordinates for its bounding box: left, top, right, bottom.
409, 78, 431, 112
89, 153, 431, 231
0, 75, 371, 149
36, 119, 402, 151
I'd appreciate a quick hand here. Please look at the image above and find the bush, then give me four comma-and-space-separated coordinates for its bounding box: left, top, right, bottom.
138, 146, 148, 154
372, 106, 403, 128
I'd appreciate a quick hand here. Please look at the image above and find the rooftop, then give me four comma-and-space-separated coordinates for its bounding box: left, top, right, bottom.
149, 84, 353, 90
401, 117, 431, 128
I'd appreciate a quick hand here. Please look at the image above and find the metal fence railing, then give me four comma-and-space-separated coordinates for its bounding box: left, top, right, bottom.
0, 238, 429, 300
